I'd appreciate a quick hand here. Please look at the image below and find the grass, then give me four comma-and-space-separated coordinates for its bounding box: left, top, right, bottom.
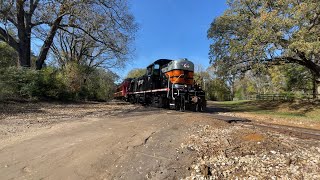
211, 100, 320, 121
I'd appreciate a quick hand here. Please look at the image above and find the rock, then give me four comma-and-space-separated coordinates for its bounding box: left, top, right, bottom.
200, 164, 209, 177
270, 150, 276, 154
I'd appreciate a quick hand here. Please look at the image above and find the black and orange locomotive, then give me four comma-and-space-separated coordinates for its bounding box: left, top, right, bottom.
114, 58, 206, 111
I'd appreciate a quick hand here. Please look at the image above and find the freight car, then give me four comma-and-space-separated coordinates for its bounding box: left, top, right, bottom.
114, 58, 206, 111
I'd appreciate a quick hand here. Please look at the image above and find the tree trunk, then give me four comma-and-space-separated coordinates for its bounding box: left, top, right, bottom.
36, 15, 63, 70
17, 30, 31, 67
18, 45, 30, 67
16, 0, 31, 67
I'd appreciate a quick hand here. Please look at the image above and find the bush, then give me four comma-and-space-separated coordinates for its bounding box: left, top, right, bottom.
206, 78, 231, 101
0, 66, 117, 101
79, 68, 117, 101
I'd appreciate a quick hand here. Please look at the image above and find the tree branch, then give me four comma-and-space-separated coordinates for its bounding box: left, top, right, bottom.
0, 27, 19, 51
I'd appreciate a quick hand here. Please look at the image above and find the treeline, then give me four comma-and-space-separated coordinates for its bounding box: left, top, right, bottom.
0, 0, 137, 101
196, 64, 316, 101
0, 43, 118, 101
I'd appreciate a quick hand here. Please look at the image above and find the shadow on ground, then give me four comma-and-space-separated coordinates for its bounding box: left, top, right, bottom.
0, 101, 45, 116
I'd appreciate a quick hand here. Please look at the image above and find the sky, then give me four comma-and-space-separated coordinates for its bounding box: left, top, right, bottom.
115, 0, 228, 79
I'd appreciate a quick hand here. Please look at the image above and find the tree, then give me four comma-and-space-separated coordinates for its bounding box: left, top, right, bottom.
126, 68, 146, 78
194, 64, 210, 88
0, 0, 137, 69
51, 26, 128, 70
206, 78, 231, 101
284, 64, 313, 93
208, 0, 320, 97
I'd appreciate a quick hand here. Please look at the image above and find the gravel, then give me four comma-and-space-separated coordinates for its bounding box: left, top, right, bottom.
181, 124, 320, 179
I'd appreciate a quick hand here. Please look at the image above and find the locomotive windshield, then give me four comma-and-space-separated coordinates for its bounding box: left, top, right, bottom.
153, 64, 160, 76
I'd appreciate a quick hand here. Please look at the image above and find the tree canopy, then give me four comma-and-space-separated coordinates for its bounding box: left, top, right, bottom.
126, 68, 146, 79
208, 0, 320, 94
0, 0, 137, 69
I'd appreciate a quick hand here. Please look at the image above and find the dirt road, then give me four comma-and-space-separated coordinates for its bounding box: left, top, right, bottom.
0, 101, 319, 179
0, 102, 223, 179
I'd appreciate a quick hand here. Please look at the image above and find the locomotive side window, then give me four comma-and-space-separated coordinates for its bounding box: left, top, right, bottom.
153, 64, 160, 76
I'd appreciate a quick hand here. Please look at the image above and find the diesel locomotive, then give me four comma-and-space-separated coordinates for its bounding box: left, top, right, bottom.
114, 58, 206, 111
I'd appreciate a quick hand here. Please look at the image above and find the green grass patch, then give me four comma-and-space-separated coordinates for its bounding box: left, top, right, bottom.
211, 100, 320, 121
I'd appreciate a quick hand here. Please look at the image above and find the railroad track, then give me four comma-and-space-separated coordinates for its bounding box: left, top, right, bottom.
208, 114, 320, 140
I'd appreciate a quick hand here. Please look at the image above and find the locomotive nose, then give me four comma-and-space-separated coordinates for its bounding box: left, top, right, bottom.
183, 70, 188, 79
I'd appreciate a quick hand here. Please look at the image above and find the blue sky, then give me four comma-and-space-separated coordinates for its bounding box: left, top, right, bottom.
115, 0, 227, 79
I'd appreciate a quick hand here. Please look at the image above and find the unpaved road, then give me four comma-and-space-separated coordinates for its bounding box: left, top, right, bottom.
0, 102, 224, 179
0, 101, 319, 179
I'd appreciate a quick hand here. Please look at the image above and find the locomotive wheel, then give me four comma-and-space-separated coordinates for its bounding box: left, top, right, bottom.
158, 97, 164, 108
129, 96, 135, 104
175, 99, 180, 111
162, 97, 170, 109
151, 96, 158, 107
175, 96, 185, 112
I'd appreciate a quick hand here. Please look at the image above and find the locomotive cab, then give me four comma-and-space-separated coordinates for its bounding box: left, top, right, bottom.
146, 59, 172, 90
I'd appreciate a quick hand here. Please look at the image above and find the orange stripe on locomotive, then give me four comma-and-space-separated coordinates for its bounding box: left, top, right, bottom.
165, 70, 194, 85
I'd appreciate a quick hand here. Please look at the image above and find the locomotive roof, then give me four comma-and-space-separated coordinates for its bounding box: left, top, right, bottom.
147, 59, 173, 68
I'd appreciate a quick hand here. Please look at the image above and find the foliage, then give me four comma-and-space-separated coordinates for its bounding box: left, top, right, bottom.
0, 0, 135, 102
0, 42, 17, 68
126, 68, 146, 78
284, 64, 313, 92
206, 78, 231, 101
208, 0, 320, 95
0, 0, 137, 69
81, 69, 118, 101
231, 64, 314, 100
194, 65, 211, 87
0, 66, 117, 101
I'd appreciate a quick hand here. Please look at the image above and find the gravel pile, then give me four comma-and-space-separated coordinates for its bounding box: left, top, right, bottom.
181, 125, 320, 179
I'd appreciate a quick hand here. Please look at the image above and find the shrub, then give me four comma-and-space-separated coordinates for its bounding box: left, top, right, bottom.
0, 66, 117, 101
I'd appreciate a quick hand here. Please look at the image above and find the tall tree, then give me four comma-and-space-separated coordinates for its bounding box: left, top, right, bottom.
0, 0, 137, 69
208, 0, 320, 97
51, 26, 128, 69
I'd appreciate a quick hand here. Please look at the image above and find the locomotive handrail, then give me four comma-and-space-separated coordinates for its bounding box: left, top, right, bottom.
171, 74, 184, 100
167, 74, 170, 98
173, 74, 184, 84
